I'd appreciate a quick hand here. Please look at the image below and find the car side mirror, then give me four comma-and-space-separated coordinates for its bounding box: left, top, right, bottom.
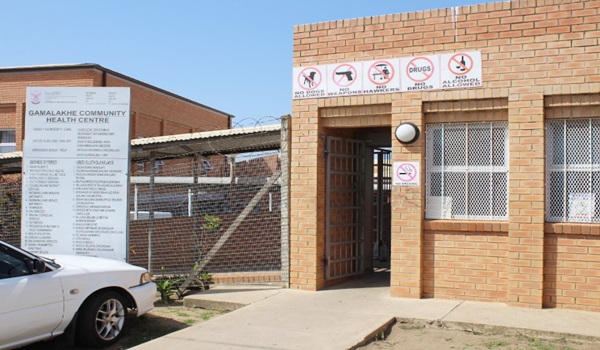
33, 258, 46, 273
25, 258, 46, 274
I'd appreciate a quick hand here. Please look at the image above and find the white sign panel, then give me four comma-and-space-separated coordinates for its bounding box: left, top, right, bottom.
568, 193, 595, 222
292, 66, 326, 99
440, 51, 482, 89
363, 59, 401, 94
326, 62, 364, 97
292, 50, 482, 99
401, 55, 441, 92
393, 162, 420, 186
22, 87, 131, 261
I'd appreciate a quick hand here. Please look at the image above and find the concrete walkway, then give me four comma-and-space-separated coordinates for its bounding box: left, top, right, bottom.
131, 272, 600, 350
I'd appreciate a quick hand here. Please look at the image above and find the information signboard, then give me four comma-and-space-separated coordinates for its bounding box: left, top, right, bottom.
22, 87, 131, 261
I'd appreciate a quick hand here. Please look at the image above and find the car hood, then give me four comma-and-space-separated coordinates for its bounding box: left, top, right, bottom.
47, 254, 146, 276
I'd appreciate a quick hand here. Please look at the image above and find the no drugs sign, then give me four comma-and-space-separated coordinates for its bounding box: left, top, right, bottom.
401, 55, 440, 92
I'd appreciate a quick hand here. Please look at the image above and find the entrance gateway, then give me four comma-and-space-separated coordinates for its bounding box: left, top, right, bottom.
324, 136, 392, 281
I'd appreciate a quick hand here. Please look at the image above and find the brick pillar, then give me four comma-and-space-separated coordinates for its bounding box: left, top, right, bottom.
390, 94, 424, 298
507, 89, 545, 308
289, 102, 321, 291
16, 102, 24, 152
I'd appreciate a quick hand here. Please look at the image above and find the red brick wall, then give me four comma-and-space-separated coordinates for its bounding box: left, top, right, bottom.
0, 67, 230, 149
0, 69, 98, 150
544, 223, 600, 312
423, 222, 509, 302
104, 74, 229, 136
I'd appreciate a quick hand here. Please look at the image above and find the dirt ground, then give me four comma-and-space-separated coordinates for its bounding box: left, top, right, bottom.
109, 300, 223, 349
111, 306, 600, 350
21, 300, 223, 350
22, 301, 600, 350
359, 319, 600, 350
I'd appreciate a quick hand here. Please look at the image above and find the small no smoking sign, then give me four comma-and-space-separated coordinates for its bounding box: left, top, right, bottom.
393, 162, 420, 186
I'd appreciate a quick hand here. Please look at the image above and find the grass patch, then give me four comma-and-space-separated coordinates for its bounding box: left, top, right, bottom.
201, 311, 217, 321
486, 340, 509, 349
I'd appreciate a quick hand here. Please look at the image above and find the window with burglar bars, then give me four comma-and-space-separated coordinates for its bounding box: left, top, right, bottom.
0, 130, 15, 153
546, 118, 600, 223
426, 122, 509, 221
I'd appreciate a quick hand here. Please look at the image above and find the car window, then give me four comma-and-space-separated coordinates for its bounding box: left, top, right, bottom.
0, 246, 30, 279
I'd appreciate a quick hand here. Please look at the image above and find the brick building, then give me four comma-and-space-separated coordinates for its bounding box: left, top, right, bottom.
0, 64, 233, 152
290, 0, 600, 312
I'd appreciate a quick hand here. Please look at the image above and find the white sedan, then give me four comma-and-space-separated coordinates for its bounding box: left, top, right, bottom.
0, 240, 156, 349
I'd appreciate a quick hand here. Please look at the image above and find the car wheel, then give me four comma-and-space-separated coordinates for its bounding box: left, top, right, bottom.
76, 291, 128, 347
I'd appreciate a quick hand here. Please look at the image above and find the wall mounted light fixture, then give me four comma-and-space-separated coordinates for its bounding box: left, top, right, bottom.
395, 122, 420, 144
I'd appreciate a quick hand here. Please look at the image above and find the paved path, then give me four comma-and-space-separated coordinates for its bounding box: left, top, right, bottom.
131, 272, 600, 350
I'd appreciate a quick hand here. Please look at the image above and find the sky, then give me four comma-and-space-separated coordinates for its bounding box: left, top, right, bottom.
1, 0, 492, 127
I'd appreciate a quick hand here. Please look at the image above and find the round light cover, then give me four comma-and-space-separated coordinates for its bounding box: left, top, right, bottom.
395, 122, 420, 144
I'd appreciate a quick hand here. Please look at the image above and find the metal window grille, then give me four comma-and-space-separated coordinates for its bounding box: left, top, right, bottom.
425, 122, 509, 221
546, 119, 600, 223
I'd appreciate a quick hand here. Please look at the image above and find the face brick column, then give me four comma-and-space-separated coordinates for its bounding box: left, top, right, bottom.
507, 88, 545, 308
16, 102, 24, 152
390, 94, 425, 298
289, 101, 322, 291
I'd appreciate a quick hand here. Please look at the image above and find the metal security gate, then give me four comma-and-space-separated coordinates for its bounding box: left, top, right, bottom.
325, 137, 366, 280
373, 148, 392, 261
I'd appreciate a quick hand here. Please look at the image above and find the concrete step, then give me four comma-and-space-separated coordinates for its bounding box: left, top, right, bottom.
183, 283, 285, 311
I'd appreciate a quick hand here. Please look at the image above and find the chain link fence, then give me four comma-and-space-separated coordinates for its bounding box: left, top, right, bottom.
0, 116, 288, 285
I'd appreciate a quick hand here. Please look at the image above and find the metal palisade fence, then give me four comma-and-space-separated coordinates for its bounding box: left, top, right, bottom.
0, 116, 290, 287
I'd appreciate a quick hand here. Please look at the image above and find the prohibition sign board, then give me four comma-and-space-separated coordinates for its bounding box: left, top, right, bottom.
406, 56, 435, 82
363, 59, 401, 92
401, 55, 440, 92
448, 53, 473, 75
326, 62, 363, 95
331, 63, 358, 87
368, 60, 395, 85
293, 66, 326, 99
440, 51, 482, 90
297, 67, 323, 90
393, 162, 420, 186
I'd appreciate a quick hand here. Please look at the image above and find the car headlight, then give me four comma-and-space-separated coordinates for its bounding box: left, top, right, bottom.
140, 272, 153, 285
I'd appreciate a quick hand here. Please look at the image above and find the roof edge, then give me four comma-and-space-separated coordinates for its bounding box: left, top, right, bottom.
0, 63, 236, 120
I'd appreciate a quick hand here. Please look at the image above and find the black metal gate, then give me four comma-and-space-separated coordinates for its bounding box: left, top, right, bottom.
325, 137, 366, 280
